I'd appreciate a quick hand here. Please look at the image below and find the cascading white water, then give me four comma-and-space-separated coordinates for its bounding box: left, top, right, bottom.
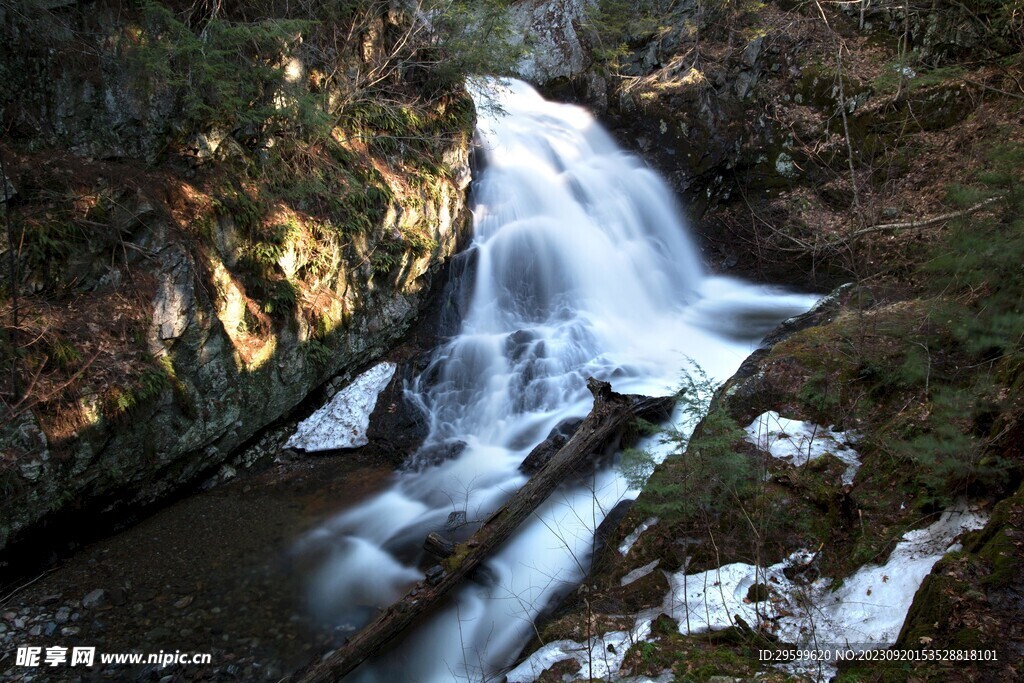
294, 79, 817, 681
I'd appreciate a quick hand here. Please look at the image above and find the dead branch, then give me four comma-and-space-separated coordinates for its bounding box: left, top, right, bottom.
849, 195, 1004, 238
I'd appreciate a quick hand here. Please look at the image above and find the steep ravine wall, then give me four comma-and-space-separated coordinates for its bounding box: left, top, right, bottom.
0, 2, 475, 556
0, 163, 472, 555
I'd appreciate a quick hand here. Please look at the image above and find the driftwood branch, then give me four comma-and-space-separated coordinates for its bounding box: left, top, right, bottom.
848, 196, 1004, 238
294, 379, 674, 683
766, 196, 1006, 256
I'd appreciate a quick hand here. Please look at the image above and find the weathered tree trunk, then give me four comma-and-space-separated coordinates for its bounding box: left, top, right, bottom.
294, 378, 674, 683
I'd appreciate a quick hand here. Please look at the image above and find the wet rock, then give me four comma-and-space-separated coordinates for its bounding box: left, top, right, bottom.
424, 532, 455, 559
518, 418, 584, 474
760, 282, 852, 348
277, 448, 298, 463
445, 510, 468, 531
38, 594, 61, 606
591, 499, 635, 571
505, 329, 536, 362
60, 626, 80, 636
56, 607, 71, 624
29, 624, 42, 636
82, 589, 106, 609
174, 596, 194, 609
364, 362, 431, 463
146, 627, 172, 640
108, 587, 127, 606
405, 439, 467, 471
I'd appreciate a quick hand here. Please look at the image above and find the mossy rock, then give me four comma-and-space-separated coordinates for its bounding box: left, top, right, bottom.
794, 64, 870, 111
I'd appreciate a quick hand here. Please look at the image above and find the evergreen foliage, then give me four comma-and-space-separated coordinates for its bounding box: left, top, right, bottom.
622, 361, 752, 517
585, 0, 681, 68
925, 144, 1024, 358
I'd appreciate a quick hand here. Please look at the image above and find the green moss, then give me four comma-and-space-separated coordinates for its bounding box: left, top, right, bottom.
794, 64, 870, 110
971, 487, 1024, 588
871, 62, 968, 96
442, 543, 470, 572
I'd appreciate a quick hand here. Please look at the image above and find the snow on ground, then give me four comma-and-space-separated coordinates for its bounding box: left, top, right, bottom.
505, 619, 653, 683
286, 362, 396, 451
621, 560, 661, 587
618, 517, 658, 556
664, 505, 988, 646
744, 411, 862, 485
503, 507, 986, 682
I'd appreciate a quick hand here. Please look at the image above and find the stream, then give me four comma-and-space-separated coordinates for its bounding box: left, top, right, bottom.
0, 79, 817, 683
291, 79, 818, 682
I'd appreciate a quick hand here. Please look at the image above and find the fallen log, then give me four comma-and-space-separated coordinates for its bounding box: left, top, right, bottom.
294, 378, 674, 683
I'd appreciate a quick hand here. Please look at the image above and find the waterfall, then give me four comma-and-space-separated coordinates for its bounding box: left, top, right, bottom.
294, 79, 817, 681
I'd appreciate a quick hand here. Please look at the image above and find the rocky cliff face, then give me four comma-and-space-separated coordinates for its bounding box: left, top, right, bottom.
0, 2, 475, 555
508, 0, 610, 104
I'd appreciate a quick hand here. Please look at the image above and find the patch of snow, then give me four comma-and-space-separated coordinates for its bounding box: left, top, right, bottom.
777, 659, 838, 682
619, 517, 658, 556
618, 674, 673, 683
663, 559, 774, 634
286, 362, 396, 451
745, 411, 862, 485
663, 505, 987, 650
506, 619, 653, 683
621, 560, 661, 587
776, 506, 988, 647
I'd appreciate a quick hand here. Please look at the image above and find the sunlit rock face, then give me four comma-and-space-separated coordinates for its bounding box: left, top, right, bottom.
0, 6, 476, 555
509, 0, 596, 84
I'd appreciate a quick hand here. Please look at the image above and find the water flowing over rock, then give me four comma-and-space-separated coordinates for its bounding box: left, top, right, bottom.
294, 78, 816, 682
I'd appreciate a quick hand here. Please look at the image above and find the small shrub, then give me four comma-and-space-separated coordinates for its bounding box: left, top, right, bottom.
622, 361, 752, 518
